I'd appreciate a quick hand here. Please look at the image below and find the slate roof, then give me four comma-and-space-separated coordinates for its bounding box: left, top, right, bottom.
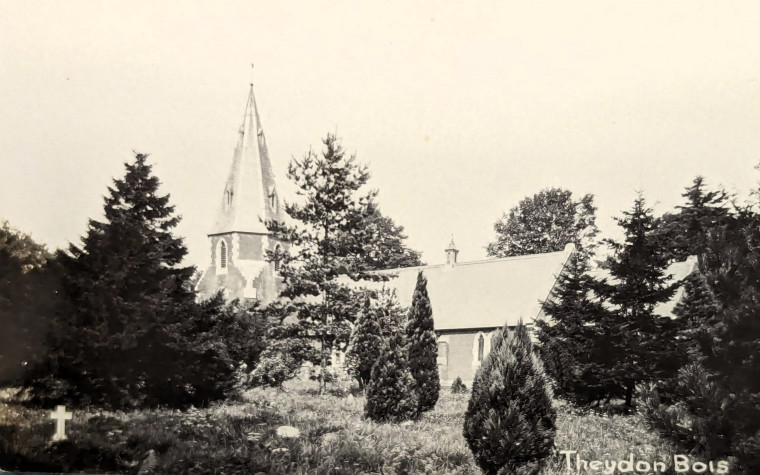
211, 85, 284, 235
367, 245, 575, 331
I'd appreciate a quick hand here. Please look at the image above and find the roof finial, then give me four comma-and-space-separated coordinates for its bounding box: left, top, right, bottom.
250, 63, 255, 87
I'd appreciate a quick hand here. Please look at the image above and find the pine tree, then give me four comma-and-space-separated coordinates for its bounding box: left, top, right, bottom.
696, 213, 760, 471
357, 207, 424, 269
536, 251, 615, 405
640, 174, 760, 472
599, 194, 682, 407
405, 271, 439, 412
639, 176, 760, 472
264, 134, 381, 393
463, 322, 556, 475
672, 271, 721, 361
658, 176, 730, 264
364, 329, 419, 423
487, 188, 598, 258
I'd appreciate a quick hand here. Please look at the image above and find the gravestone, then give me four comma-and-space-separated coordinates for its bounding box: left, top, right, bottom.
50, 405, 72, 442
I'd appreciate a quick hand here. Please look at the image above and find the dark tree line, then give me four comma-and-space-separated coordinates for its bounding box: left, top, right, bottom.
535, 176, 760, 473
18, 154, 267, 408
3, 138, 423, 408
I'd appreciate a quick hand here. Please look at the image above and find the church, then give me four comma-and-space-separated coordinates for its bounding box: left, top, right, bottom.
196, 85, 696, 385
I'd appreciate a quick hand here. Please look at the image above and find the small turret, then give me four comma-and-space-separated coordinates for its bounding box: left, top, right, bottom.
445, 236, 459, 266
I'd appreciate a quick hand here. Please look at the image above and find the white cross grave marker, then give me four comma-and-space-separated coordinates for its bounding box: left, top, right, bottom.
50, 405, 72, 441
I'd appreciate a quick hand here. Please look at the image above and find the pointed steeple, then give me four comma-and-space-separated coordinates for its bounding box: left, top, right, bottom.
211, 84, 283, 235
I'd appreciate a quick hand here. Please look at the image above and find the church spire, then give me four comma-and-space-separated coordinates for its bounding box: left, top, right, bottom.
211, 84, 283, 235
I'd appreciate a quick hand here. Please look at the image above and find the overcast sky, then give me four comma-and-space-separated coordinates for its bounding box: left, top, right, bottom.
2, 1, 759, 268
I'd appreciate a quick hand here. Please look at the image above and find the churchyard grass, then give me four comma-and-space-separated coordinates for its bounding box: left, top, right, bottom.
0, 382, 677, 474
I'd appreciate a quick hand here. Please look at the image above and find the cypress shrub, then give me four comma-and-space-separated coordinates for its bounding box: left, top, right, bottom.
345, 294, 383, 389
463, 322, 556, 475
450, 377, 467, 394
406, 271, 440, 412
364, 331, 419, 423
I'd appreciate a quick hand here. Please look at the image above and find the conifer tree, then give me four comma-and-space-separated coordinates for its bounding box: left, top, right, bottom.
264, 134, 382, 393
658, 176, 730, 264
641, 213, 760, 472
357, 208, 424, 269
598, 194, 682, 406
52, 153, 195, 407
364, 329, 419, 423
672, 271, 721, 360
536, 251, 615, 404
345, 288, 406, 389
463, 322, 556, 475
30, 153, 245, 408
405, 271, 439, 412
345, 294, 383, 389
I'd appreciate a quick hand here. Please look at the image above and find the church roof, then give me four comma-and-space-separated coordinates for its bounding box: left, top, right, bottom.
363, 246, 696, 332
211, 85, 283, 235
369, 245, 575, 331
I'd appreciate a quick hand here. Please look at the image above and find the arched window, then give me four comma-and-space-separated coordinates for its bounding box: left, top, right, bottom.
220, 241, 227, 268
477, 334, 485, 362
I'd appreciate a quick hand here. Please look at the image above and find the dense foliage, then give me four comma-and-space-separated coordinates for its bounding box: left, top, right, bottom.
405, 271, 439, 412
0, 222, 59, 386
263, 134, 384, 393
345, 289, 405, 389
364, 329, 420, 423
463, 322, 556, 475
538, 194, 681, 407
641, 191, 760, 473
358, 207, 424, 270
536, 251, 614, 405
345, 294, 384, 389
450, 377, 468, 394
657, 176, 730, 264
486, 188, 598, 258
26, 154, 259, 408
595, 195, 682, 406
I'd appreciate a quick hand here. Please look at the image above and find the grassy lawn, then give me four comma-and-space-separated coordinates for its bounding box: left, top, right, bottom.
0, 382, 678, 474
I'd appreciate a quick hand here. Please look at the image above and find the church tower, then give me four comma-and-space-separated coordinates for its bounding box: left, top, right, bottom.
196, 84, 286, 303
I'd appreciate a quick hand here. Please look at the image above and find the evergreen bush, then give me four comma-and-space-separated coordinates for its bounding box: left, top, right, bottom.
364, 331, 419, 423
641, 210, 760, 473
26, 154, 263, 409
463, 322, 556, 475
450, 377, 467, 394
250, 352, 296, 389
406, 271, 439, 412
345, 294, 384, 389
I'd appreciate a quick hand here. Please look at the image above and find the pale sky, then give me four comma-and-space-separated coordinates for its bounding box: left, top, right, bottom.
2, 1, 759, 268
